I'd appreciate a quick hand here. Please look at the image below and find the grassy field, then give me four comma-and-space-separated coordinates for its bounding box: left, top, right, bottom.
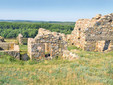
19, 45, 28, 55
0, 45, 113, 85
4, 38, 18, 44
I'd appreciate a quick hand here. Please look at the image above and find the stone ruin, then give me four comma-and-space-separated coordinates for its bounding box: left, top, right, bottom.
0, 36, 4, 42
17, 33, 23, 45
28, 28, 78, 60
0, 36, 20, 59
68, 13, 113, 52
2, 13, 113, 61
17, 34, 28, 45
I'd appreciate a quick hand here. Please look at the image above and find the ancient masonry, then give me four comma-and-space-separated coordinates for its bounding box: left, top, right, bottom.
17, 33, 23, 45
0, 36, 20, 59
28, 28, 78, 60
2, 13, 113, 60
68, 13, 113, 52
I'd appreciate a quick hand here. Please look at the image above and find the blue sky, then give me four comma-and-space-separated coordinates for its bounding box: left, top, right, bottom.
0, 0, 113, 21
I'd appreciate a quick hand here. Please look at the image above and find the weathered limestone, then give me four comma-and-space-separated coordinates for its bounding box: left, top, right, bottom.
69, 13, 113, 52
0, 37, 20, 59
62, 50, 79, 60
28, 28, 68, 60
0, 42, 14, 50
17, 34, 23, 45
0, 44, 20, 59
36, 28, 67, 41
28, 28, 78, 60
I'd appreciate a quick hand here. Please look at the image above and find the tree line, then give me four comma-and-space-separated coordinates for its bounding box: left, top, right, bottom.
0, 22, 74, 38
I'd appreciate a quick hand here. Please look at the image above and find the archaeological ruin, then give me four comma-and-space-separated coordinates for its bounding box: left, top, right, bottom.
28, 28, 77, 60
1, 13, 113, 61
0, 36, 20, 59
28, 28, 67, 60
68, 13, 113, 52
17, 33, 23, 45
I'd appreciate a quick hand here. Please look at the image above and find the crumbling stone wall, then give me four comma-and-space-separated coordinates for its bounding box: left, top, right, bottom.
0, 42, 15, 50
36, 28, 67, 41
28, 28, 68, 60
0, 38, 20, 59
69, 13, 113, 52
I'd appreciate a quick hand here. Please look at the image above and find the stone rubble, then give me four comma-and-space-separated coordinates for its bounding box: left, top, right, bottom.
62, 50, 79, 60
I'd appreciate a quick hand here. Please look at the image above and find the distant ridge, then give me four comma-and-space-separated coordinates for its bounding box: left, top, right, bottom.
0, 20, 74, 23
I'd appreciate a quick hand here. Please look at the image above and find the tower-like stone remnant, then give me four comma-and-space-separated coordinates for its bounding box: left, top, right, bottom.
68, 13, 113, 52
17, 34, 23, 45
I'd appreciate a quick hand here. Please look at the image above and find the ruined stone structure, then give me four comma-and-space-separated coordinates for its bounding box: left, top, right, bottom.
0, 36, 4, 42
28, 28, 68, 60
17, 34, 23, 45
0, 38, 20, 59
68, 13, 113, 52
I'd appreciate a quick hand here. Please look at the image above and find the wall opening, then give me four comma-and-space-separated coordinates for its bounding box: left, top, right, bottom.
78, 37, 80, 39
103, 40, 110, 51
0, 47, 3, 50
45, 54, 50, 58
78, 28, 81, 30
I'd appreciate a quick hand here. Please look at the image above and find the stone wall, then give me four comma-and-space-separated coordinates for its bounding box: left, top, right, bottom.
28, 38, 35, 59
1, 50, 20, 59
69, 13, 113, 52
0, 40, 20, 59
36, 28, 67, 41
28, 28, 68, 60
0, 42, 14, 50
28, 28, 69, 60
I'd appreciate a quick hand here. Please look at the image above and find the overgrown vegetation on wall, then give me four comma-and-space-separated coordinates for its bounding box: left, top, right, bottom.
0, 22, 74, 38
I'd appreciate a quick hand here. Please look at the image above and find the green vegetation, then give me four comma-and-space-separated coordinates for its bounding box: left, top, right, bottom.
68, 45, 82, 51
0, 46, 113, 85
19, 45, 27, 55
0, 22, 113, 85
0, 22, 74, 38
